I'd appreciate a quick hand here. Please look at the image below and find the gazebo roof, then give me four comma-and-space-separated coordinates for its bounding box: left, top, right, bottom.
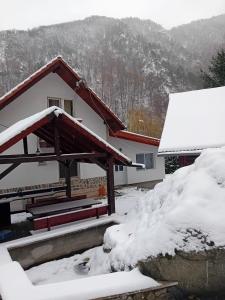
0, 106, 132, 167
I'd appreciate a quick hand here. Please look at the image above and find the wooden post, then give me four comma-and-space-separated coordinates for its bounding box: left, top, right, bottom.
0, 202, 11, 227
23, 137, 28, 155
54, 122, 60, 156
65, 160, 72, 198
107, 156, 115, 215
0, 163, 20, 180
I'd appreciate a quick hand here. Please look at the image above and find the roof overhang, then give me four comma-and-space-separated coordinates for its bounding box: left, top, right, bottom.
110, 130, 160, 146
158, 149, 202, 157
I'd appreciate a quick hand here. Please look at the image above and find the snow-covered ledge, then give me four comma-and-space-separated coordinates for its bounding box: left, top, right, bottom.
0, 217, 119, 299
0, 263, 160, 300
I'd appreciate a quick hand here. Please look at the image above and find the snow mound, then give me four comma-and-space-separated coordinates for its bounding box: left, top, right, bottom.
104, 147, 225, 270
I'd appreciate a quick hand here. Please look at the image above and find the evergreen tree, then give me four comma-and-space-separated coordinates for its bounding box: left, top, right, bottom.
201, 49, 225, 88
165, 156, 180, 174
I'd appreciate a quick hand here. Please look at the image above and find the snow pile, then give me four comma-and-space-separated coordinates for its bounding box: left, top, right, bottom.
27, 246, 111, 285
104, 147, 225, 270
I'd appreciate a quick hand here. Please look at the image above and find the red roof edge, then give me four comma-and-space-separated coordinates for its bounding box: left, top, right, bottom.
0, 56, 125, 132
110, 130, 160, 146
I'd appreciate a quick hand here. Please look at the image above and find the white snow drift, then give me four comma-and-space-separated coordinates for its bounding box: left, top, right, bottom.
104, 147, 225, 270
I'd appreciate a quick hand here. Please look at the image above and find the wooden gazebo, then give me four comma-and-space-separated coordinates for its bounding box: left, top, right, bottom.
0, 107, 133, 228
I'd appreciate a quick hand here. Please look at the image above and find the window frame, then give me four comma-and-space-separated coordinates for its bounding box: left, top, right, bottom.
136, 153, 155, 171
47, 97, 74, 116
63, 99, 74, 116
47, 96, 62, 108
115, 165, 124, 172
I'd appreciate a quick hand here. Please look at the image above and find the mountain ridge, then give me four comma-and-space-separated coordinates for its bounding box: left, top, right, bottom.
0, 14, 224, 133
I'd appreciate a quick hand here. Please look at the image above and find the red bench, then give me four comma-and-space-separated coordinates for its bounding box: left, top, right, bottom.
26, 194, 87, 211
33, 205, 109, 230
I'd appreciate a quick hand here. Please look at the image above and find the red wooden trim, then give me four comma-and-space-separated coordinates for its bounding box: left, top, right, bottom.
0, 57, 125, 131
33, 205, 108, 230
0, 114, 53, 154
110, 130, 160, 146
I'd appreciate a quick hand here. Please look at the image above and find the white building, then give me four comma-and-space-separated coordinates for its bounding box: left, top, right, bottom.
0, 57, 165, 200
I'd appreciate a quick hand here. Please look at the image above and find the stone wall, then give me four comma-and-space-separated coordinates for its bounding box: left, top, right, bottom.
139, 249, 225, 297
95, 283, 178, 300
9, 220, 116, 269
0, 176, 107, 198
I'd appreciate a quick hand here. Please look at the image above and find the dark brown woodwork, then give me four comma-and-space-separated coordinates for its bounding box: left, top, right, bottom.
65, 160, 72, 198
107, 156, 115, 215
0, 163, 21, 180
0, 202, 11, 226
54, 121, 61, 155
23, 137, 28, 154
0, 152, 107, 164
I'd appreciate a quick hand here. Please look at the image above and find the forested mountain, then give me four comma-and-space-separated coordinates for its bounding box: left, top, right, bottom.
0, 15, 224, 136
170, 14, 225, 65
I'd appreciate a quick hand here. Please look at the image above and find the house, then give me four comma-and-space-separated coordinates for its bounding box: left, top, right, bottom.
0, 57, 165, 210
158, 86, 225, 166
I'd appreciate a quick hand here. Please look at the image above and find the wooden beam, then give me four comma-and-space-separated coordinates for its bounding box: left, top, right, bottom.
0, 152, 107, 164
65, 160, 72, 198
54, 121, 61, 155
0, 153, 55, 159
90, 158, 107, 171
0, 163, 21, 180
23, 137, 28, 155
107, 156, 115, 215
0, 202, 11, 226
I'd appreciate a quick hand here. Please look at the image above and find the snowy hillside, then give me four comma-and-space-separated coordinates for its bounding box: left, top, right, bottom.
0, 16, 203, 125
0, 15, 224, 127
171, 14, 225, 65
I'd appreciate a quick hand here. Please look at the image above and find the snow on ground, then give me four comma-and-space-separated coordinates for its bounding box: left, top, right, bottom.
1, 263, 159, 300
11, 212, 31, 224
26, 187, 148, 285
26, 246, 110, 285
25, 144, 225, 284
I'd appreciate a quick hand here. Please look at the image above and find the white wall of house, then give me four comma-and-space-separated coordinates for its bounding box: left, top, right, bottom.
74, 95, 106, 179
109, 136, 165, 185
0, 73, 107, 189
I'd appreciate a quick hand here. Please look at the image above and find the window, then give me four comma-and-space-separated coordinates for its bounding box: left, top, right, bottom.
64, 100, 73, 116
115, 165, 124, 172
48, 97, 61, 108
136, 153, 154, 170
59, 160, 78, 178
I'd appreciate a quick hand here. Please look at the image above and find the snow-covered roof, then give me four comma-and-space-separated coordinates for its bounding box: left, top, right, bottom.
0, 106, 132, 165
159, 86, 225, 155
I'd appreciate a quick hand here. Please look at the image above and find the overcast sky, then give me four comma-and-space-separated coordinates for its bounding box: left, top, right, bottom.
0, 0, 225, 31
